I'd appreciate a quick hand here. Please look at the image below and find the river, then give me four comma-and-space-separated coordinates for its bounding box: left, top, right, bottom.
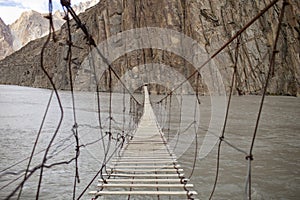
0, 85, 299, 199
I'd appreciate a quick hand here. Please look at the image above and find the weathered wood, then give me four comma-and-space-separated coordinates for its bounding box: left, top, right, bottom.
121, 152, 172, 155
98, 178, 189, 182
111, 168, 183, 172
128, 141, 167, 144
107, 164, 181, 169
90, 86, 197, 198
112, 158, 177, 162
115, 156, 177, 159
89, 190, 198, 196
111, 160, 177, 164
102, 173, 185, 177
97, 183, 194, 188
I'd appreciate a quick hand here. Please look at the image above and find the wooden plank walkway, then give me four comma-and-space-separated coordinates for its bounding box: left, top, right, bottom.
89, 86, 197, 199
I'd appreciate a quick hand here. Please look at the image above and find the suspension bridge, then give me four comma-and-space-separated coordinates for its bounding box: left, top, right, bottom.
0, 0, 293, 199
89, 86, 197, 199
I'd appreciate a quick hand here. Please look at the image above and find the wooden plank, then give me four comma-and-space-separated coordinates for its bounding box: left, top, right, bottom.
120, 155, 173, 158
107, 164, 181, 169
111, 168, 183, 172
102, 173, 184, 177
97, 183, 194, 188
111, 159, 177, 164
89, 87, 197, 199
98, 178, 190, 183
122, 149, 172, 152
128, 141, 166, 144
121, 149, 172, 152
119, 152, 176, 156
117, 152, 171, 155
89, 190, 198, 196
129, 140, 165, 142
132, 137, 163, 139
113, 158, 177, 162
112, 159, 176, 163
111, 160, 176, 164
115, 156, 177, 159
112, 158, 177, 162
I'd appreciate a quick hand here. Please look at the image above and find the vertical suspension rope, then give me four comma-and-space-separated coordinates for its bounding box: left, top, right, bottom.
108, 68, 113, 133
167, 93, 172, 141
164, 96, 168, 131
209, 36, 240, 200
188, 72, 201, 179
35, 1, 64, 199
64, 9, 80, 199
4, 0, 288, 199
122, 87, 126, 136
87, 44, 109, 173
173, 90, 183, 151
128, 97, 133, 139
245, 1, 287, 199
17, 91, 54, 200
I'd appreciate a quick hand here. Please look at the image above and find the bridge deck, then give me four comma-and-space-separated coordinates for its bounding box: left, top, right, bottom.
89, 86, 197, 199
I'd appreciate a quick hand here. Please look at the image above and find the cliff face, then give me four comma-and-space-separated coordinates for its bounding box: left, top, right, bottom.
0, 18, 13, 60
0, 0, 299, 95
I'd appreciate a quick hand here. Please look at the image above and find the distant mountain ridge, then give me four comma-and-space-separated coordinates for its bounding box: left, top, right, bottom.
0, 0, 99, 60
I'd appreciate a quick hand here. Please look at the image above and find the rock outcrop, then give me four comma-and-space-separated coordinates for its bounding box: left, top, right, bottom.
0, 18, 13, 60
9, 10, 64, 52
0, 0, 99, 60
0, 0, 299, 96
72, 0, 99, 14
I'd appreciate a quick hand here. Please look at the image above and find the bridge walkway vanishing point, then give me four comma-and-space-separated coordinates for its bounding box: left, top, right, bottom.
89, 86, 198, 199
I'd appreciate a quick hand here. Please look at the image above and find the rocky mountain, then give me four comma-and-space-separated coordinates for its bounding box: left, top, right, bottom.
9, 10, 64, 51
72, 0, 99, 14
0, 18, 13, 60
0, 0, 299, 96
0, 0, 99, 60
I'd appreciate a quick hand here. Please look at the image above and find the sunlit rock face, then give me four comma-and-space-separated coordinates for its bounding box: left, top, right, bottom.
0, 18, 14, 60
0, 0, 99, 60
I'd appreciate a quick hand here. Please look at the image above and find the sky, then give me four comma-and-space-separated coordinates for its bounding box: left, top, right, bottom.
0, 0, 92, 25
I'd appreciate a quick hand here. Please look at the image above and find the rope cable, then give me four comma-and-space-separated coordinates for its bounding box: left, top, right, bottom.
2, 0, 287, 199
172, 92, 183, 151
246, 1, 287, 199
63, 9, 81, 199
188, 73, 201, 179
16, 90, 54, 199
209, 36, 240, 200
